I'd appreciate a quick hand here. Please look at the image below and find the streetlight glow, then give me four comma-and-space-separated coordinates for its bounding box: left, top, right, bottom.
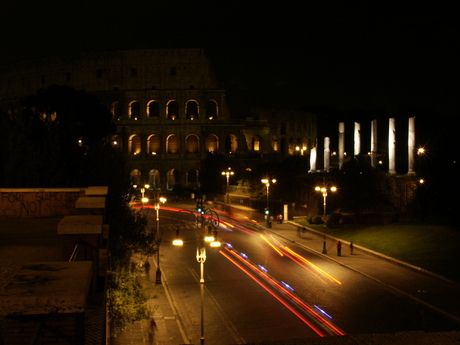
261, 178, 276, 228
222, 167, 234, 204
315, 181, 337, 254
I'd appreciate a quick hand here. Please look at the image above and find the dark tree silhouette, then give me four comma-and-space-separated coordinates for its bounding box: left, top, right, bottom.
0, 85, 115, 187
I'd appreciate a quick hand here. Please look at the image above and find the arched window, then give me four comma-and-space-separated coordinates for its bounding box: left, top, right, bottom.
131, 169, 141, 186
225, 134, 238, 154
288, 137, 296, 155
205, 134, 219, 153
147, 100, 160, 118
148, 169, 160, 189
166, 134, 180, 153
185, 134, 199, 153
186, 100, 199, 120
186, 169, 199, 188
129, 101, 141, 120
111, 102, 122, 120
111, 135, 123, 151
167, 100, 179, 120
147, 134, 160, 155
166, 169, 179, 190
252, 135, 262, 151
129, 134, 141, 155
206, 100, 218, 120
271, 136, 279, 152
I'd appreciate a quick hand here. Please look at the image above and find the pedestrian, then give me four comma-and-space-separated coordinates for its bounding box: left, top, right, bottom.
350, 241, 354, 255
336, 241, 342, 256
278, 214, 283, 224
144, 260, 151, 277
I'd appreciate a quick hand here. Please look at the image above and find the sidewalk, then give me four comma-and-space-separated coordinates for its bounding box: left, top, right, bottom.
112, 269, 187, 345
115, 204, 460, 344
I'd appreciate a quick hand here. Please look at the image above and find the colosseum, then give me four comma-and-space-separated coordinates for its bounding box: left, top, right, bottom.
0, 48, 317, 192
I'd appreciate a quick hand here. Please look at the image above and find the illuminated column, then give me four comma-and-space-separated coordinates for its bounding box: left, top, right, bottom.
388, 118, 396, 175
371, 119, 378, 168
324, 137, 330, 172
354, 122, 361, 157
338, 122, 345, 170
408, 117, 416, 175
309, 146, 317, 173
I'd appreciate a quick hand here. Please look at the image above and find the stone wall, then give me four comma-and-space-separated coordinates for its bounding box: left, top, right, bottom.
0, 189, 85, 217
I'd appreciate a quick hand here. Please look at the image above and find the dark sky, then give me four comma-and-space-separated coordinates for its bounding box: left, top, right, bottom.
1, 1, 459, 120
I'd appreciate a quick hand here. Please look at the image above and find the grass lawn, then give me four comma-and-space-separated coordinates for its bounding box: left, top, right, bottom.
297, 221, 460, 282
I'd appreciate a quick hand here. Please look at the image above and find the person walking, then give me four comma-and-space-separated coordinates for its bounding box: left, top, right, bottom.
336, 241, 342, 256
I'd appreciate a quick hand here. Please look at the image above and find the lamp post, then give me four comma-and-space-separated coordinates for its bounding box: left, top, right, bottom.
173, 205, 220, 345
261, 178, 276, 227
221, 167, 234, 204
140, 184, 150, 209
315, 183, 337, 254
155, 194, 167, 284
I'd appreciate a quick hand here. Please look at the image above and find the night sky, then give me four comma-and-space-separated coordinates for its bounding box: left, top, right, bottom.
1, 1, 459, 125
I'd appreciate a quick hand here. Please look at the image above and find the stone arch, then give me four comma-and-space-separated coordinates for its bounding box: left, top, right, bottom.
129, 134, 141, 155
186, 100, 199, 120
131, 169, 142, 186
166, 134, 180, 153
252, 135, 262, 151
205, 134, 219, 153
147, 134, 160, 155
166, 169, 180, 190
288, 137, 296, 155
225, 134, 238, 154
206, 100, 218, 120
185, 134, 199, 153
111, 134, 123, 151
148, 169, 160, 189
271, 136, 279, 152
167, 100, 179, 120
147, 100, 160, 118
111, 101, 122, 120
129, 100, 140, 120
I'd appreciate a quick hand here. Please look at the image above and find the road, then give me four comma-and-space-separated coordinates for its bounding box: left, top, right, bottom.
147, 206, 460, 344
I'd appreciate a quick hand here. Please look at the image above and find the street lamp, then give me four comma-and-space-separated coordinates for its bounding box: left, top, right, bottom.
173, 205, 220, 345
221, 167, 234, 204
155, 194, 167, 284
140, 184, 150, 209
315, 184, 337, 254
261, 178, 276, 228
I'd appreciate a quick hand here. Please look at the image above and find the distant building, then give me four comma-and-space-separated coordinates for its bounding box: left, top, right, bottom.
0, 48, 317, 191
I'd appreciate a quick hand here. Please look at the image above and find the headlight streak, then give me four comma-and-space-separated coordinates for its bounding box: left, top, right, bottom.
219, 249, 327, 337
314, 305, 333, 319
258, 234, 342, 286
221, 247, 346, 337
282, 246, 342, 285
260, 234, 284, 256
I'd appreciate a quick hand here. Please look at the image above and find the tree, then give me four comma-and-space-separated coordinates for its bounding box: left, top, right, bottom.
0, 85, 115, 187
338, 157, 398, 215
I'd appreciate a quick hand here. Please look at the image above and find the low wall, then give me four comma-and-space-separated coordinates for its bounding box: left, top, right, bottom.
0, 189, 86, 217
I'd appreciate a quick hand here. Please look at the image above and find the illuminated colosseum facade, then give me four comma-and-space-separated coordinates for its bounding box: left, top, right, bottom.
0, 48, 316, 191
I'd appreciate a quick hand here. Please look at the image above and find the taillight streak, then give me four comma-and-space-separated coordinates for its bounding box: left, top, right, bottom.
222, 247, 346, 336
219, 249, 327, 337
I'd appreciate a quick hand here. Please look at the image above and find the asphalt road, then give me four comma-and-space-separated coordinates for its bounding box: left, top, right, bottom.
150, 207, 460, 344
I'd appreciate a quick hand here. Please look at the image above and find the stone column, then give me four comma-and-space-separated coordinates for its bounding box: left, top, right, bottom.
338, 122, 345, 170
388, 118, 396, 175
354, 122, 361, 157
371, 119, 378, 168
408, 117, 416, 175
324, 137, 330, 172
309, 146, 317, 173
